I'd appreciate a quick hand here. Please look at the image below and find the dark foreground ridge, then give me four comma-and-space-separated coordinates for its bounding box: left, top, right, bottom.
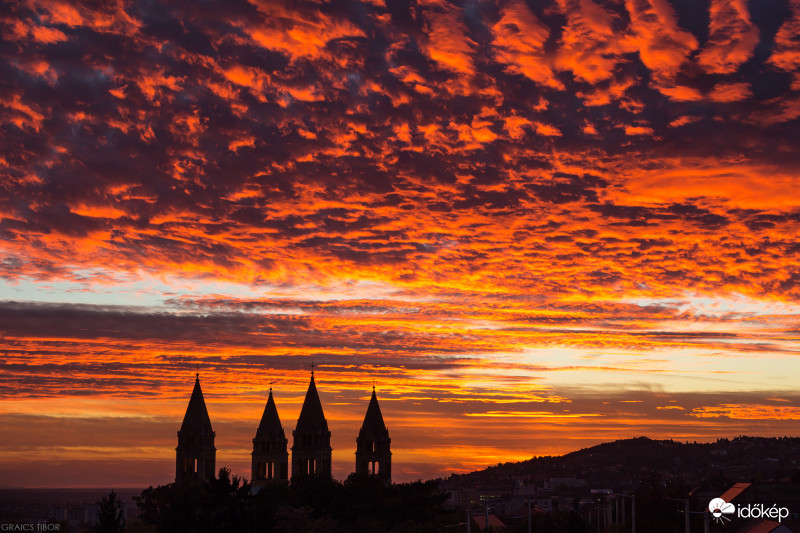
448, 436, 800, 490
442, 436, 800, 533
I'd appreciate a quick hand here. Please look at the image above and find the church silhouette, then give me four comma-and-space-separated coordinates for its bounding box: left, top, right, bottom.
175, 368, 391, 486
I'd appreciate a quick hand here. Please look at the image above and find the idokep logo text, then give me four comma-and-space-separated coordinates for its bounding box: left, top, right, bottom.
708, 498, 790, 524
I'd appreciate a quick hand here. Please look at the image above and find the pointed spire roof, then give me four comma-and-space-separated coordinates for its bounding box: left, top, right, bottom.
295, 372, 328, 432
255, 388, 285, 440
180, 374, 214, 435
359, 387, 388, 436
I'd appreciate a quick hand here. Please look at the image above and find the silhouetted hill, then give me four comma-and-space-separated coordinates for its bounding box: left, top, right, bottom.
446, 436, 800, 491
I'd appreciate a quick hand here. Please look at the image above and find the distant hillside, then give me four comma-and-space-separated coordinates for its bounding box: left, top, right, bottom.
446, 436, 800, 491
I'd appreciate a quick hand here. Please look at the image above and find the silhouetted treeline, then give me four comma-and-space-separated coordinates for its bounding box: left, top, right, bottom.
448, 436, 800, 491
134, 468, 460, 533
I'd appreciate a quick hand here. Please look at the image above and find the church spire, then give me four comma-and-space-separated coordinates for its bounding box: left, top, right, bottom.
291, 368, 332, 479
180, 374, 214, 435
252, 387, 288, 486
255, 389, 285, 441
356, 386, 391, 482
295, 370, 328, 434
362, 387, 387, 434
176, 373, 216, 483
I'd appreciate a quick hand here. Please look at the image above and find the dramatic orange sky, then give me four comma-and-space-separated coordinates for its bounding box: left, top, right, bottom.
2, 0, 800, 488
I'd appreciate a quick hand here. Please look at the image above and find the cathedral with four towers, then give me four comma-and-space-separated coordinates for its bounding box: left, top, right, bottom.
174, 367, 392, 486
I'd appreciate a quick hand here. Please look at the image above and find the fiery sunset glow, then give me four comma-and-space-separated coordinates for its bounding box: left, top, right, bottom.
2, 0, 800, 488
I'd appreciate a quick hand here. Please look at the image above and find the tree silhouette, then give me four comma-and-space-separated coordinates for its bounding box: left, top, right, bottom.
136, 471, 459, 532
95, 490, 125, 533
136, 468, 251, 533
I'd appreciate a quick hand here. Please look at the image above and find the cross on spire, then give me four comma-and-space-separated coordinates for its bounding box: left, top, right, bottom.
311, 361, 315, 377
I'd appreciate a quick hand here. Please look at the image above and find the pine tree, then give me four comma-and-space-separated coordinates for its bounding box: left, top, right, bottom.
95, 490, 125, 533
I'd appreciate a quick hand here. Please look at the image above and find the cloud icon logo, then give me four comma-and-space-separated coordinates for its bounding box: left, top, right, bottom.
709, 498, 735, 523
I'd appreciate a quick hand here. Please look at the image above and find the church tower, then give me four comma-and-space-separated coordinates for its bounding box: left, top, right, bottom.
176, 373, 216, 483
355, 386, 391, 483
251, 387, 289, 486
291, 367, 332, 479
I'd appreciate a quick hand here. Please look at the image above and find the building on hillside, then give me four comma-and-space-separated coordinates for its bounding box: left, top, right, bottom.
471, 513, 506, 531
720, 482, 757, 508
